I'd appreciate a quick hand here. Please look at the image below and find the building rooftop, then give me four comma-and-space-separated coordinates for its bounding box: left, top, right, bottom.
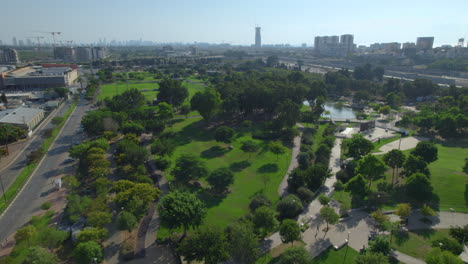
6, 66, 72, 78
0, 107, 44, 125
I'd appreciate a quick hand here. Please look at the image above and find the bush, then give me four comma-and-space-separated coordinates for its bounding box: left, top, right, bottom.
449, 224, 468, 244
432, 237, 463, 255
334, 180, 344, 191
297, 152, 311, 170
277, 194, 303, 219
249, 194, 272, 212
40, 201, 52, 210
117, 211, 138, 232
296, 187, 314, 204
154, 156, 171, 171
51, 116, 64, 125
301, 133, 313, 145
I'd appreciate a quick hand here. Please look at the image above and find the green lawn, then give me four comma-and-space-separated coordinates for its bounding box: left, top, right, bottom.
99, 82, 160, 100
428, 143, 468, 212
157, 118, 291, 239
313, 246, 359, 264
390, 229, 451, 260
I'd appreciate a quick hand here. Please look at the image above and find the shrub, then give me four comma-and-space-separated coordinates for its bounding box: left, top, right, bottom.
334, 180, 344, 191
41, 201, 52, 210
154, 156, 171, 171
432, 237, 463, 255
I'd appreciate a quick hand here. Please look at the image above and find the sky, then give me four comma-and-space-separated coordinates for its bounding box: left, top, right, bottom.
2, 0, 468, 47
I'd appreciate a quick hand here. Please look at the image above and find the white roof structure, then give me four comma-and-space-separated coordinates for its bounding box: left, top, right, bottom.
0, 107, 44, 126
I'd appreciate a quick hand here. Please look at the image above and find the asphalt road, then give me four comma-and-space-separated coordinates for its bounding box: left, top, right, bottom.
0, 103, 70, 193
0, 94, 91, 240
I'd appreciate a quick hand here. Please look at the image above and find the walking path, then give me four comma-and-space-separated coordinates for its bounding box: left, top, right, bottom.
373, 136, 426, 155
277, 123, 304, 198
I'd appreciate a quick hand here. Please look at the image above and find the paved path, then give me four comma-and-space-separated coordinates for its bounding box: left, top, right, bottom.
278, 123, 304, 198
374, 136, 426, 155
390, 250, 425, 264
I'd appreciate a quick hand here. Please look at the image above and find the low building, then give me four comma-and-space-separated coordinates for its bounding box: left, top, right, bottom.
0, 107, 45, 135
360, 120, 375, 131
0, 65, 78, 90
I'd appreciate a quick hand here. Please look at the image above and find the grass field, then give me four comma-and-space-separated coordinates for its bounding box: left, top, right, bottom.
99, 82, 160, 100
157, 117, 291, 239
428, 142, 468, 212
389, 229, 451, 260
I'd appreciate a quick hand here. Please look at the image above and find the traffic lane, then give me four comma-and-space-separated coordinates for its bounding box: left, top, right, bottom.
0, 99, 91, 240
0, 102, 71, 191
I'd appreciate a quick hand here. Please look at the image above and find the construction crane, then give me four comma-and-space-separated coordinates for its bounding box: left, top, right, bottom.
48, 32, 61, 46
27, 36, 45, 49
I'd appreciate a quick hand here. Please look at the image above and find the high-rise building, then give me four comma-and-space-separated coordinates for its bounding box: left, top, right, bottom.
54, 46, 76, 60
255, 27, 261, 48
416, 37, 434, 50
12, 37, 17, 46
26, 39, 32, 46
0, 48, 20, 63
0, 40, 3, 46
314, 34, 354, 57
76, 47, 93, 61
18, 40, 24, 46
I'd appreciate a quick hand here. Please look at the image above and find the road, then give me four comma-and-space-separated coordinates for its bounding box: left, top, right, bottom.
0, 95, 91, 241
0, 103, 70, 196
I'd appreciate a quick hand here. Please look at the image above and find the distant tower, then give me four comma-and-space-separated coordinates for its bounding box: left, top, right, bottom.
255, 26, 261, 48
12, 37, 17, 46
458, 38, 464, 47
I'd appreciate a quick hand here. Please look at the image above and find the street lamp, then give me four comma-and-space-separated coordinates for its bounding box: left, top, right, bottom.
343, 231, 351, 264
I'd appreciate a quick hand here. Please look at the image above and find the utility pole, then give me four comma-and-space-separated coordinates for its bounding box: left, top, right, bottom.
0, 176, 7, 204
342, 232, 350, 264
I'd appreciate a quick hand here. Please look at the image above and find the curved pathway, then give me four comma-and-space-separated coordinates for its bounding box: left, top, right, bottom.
373, 136, 427, 155
277, 123, 304, 198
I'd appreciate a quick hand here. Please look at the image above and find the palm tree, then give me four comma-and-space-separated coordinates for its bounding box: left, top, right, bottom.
76, 75, 84, 89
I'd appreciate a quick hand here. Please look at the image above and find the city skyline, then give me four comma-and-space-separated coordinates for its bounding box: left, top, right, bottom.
1, 0, 468, 47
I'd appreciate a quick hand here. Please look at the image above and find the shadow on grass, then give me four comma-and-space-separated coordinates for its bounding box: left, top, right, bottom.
197, 189, 225, 209
173, 120, 213, 146
393, 231, 410, 246
200, 146, 226, 159
229, 160, 251, 172
414, 229, 436, 240
257, 163, 279, 173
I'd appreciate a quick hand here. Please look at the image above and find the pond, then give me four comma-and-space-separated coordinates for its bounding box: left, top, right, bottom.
303, 101, 358, 119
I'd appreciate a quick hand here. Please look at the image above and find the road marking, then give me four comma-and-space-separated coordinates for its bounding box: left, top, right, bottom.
0, 102, 80, 220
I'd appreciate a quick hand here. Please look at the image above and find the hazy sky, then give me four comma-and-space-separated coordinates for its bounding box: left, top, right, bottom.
2, 0, 468, 47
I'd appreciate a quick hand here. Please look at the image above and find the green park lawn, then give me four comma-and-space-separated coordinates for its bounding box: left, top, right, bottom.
429, 143, 468, 212
157, 117, 291, 239
99, 82, 159, 100
389, 229, 451, 260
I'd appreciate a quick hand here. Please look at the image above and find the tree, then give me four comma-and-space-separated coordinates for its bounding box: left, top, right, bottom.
180, 104, 191, 118
226, 222, 258, 264
157, 78, 188, 107
278, 246, 313, 264
268, 141, 286, 160
207, 167, 234, 193
355, 252, 390, 264
379, 105, 391, 115
150, 138, 176, 157
0, 92, 8, 104
214, 126, 235, 146
404, 154, 430, 177
241, 140, 259, 159
177, 227, 230, 264
395, 203, 412, 220
297, 187, 314, 204
266, 55, 279, 67
369, 236, 391, 255
463, 158, 468, 174
158, 191, 206, 241
249, 194, 272, 212
345, 134, 374, 159
190, 88, 221, 120
320, 206, 339, 232
87, 211, 112, 228
73, 241, 103, 264
432, 237, 463, 255
426, 248, 463, 264
277, 194, 303, 219
23, 246, 59, 264
356, 154, 386, 188
37, 227, 68, 249
276, 99, 301, 128
346, 174, 368, 197
383, 149, 405, 186
411, 141, 438, 163
172, 154, 209, 183
15, 225, 37, 246
406, 173, 433, 201
318, 194, 331, 206
371, 210, 390, 227
117, 211, 138, 232
279, 219, 301, 245
253, 206, 278, 238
